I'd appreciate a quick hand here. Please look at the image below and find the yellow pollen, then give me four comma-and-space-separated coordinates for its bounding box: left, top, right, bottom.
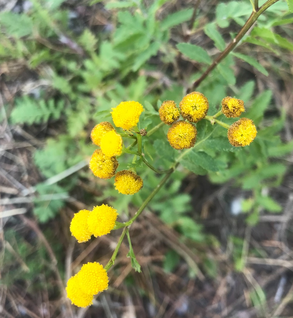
91, 122, 114, 146
100, 130, 123, 157
222, 97, 245, 118
70, 209, 92, 243
180, 92, 209, 123
66, 275, 93, 308
114, 170, 143, 195
159, 100, 180, 125
228, 118, 257, 147
167, 120, 197, 150
89, 149, 118, 179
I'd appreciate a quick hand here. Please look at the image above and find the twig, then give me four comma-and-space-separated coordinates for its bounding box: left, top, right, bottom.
0, 208, 27, 218
190, 0, 280, 90
271, 284, 293, 317
188, 0, 201, 33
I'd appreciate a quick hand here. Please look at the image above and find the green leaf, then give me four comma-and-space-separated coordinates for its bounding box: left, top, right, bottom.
241, 198, 254, 212
204, 23, 226, 51
10, 97, 63, 125
286, 0, 293, 12
217, 63, 236, 85
160, 9, 193, 31
184, 150, 225, 172
176, 43, 212, 64
252, 28, 293, 51
132, 41, 161, 71
126, 231, 141, 272
47, 0, 65, 10
153, 139, 176, 161
267, 140, 293, 157
79, 29, 98, 52
181, 159, 208, 175
238, 81, 255, 103
204, 137, 238, 152
245, 90, 272, 121
177, 217, 204, 242
232, 52, 268, 76
0, 12, 33, 37
257, 196, 282, 213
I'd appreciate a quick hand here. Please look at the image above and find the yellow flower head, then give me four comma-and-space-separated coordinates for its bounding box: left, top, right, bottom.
100, 130, 123, 157
87, 204, 118, 237
77, 262, 109, 296
167, 120, 197, 150
66, 275, 93, 308
159, 100, 180, 125
70, 210, 91, 243
91, 122, 114, 146
180, 92, 209, 123
111, 101, 144, 130
228, 118, 257, 147
89, 149, 118, 179
114, 170, 143, 195
221, 96, 245, 118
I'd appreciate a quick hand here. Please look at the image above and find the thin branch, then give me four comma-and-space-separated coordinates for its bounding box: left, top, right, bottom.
190, 0, 280, 91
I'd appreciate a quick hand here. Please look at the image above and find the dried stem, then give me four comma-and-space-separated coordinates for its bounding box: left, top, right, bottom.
190, 0, 280, 91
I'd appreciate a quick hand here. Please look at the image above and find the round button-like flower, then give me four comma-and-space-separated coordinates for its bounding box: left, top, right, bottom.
114, 170, 143, 195
66, 275, 93, 308
91, 122, 114, 146
87, 204, 118, 237
167, 120, 197, 150
111, 101, 144, 130
221, 96, 245, 118
159, 100, 180, 125
100, 130, 123, 157
180, 92, 209, 123
89, 149, 118, 179
77, 262, 109, 296
228, 118, 257, 147
70, 209, 91, 243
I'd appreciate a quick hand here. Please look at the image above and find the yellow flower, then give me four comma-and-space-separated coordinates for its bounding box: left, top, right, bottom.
100, 130, 123, 157
77, 262, 109, 296
114, 170, 143, 195
180, 92, 209, 123
66, 275, 93, 308
228, 118, 257, 147
91, 122, 114, 146
89, 149, 118, 179
221, 96, 245, 118
159, 100, 180, 125
87, 204, 118, 237
167, 120, 197, 150
70, 210, 92, 243
111, 101, 144, 130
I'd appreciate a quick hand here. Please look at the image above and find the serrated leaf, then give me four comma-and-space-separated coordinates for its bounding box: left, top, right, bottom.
267, 140, 293, 157
181, 159, 207, 175
286, 0, 293, 12
10, 97, 63, 125
0, 12, 33, 37
257, 196, 282, 213
79, 29, 98, 52
161, 9, 193, 31
176, 43, 212, 64
232, 53, 268, 76
204, 23, 225, 51
204, 137, 238, 152
238, 81, 255, 103
183, 150, 225, 172
132, 41, 161, 71
154, 139, 176, 161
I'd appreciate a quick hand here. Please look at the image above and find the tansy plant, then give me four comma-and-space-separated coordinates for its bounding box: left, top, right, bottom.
66, 93, 257, 307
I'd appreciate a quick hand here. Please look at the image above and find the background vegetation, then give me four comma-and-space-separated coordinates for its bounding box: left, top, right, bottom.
1, 0, 293, 317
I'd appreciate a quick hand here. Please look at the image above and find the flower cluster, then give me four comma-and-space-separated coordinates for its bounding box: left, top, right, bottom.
158, 92, 207, 150
159, 92, 257, 149
70, 204, 118, 242
89, 101, 145, 195
66, 262, 109, 307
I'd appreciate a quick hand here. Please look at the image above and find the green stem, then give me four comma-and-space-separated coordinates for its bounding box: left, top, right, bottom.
105, 227, 128, 271
191, 0, 280, 90
147, 122, 165, 137
213, 110, 223, 119
124, 164, 178, 226
214, 119, 230, 129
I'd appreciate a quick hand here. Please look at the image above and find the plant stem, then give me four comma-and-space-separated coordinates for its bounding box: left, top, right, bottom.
254, 0, 259, 11
105, 227, 128, 271
190, 0, 280, 90
213, 110, 223, 119
124, 164, 178, 226
147, 122, 165, 137
205, 116, 230, 129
